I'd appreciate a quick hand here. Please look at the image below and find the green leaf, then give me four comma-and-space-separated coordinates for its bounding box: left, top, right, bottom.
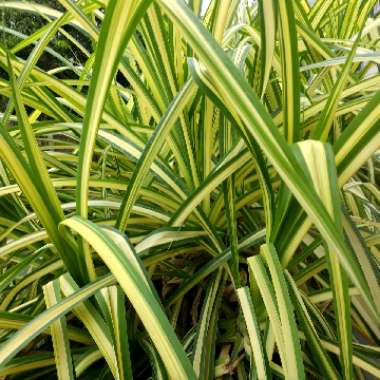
43, 279, 75, 380
59, 216, 196, 379
237, 286, 270, 380
292, 140, 352, 379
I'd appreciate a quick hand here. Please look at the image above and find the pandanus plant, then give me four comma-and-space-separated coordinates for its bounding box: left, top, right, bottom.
0, 0, 379, 378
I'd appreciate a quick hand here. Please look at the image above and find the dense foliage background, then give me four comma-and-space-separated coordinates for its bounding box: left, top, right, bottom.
0, 0, 380, 379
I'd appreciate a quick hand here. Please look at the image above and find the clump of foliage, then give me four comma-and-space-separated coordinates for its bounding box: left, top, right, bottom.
0, 0, 379, 379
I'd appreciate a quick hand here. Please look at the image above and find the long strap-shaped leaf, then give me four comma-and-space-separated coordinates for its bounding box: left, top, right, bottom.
285, 272, 341, 379
59, 216, 196, 379
263, 244, 305, 379
257, 0, 276, 98
43, 280, 75, 380
74, 0, 152, 283
277, 88, 380, 270
116, 79, 197, 230
59, 275, 119, 378
76, 0, 151, 219
192, 269, 225, 379
277, 0, 300, 142
292, 140, 353, 379
335, 89, 380, 185
0, 128, 80, 280
106, 286, 133, 380
0, 313, 91, 345
247, 248, 294, 374
311, 31, 362, 142
6, 54, 64, 225
237, 286, 270, 379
